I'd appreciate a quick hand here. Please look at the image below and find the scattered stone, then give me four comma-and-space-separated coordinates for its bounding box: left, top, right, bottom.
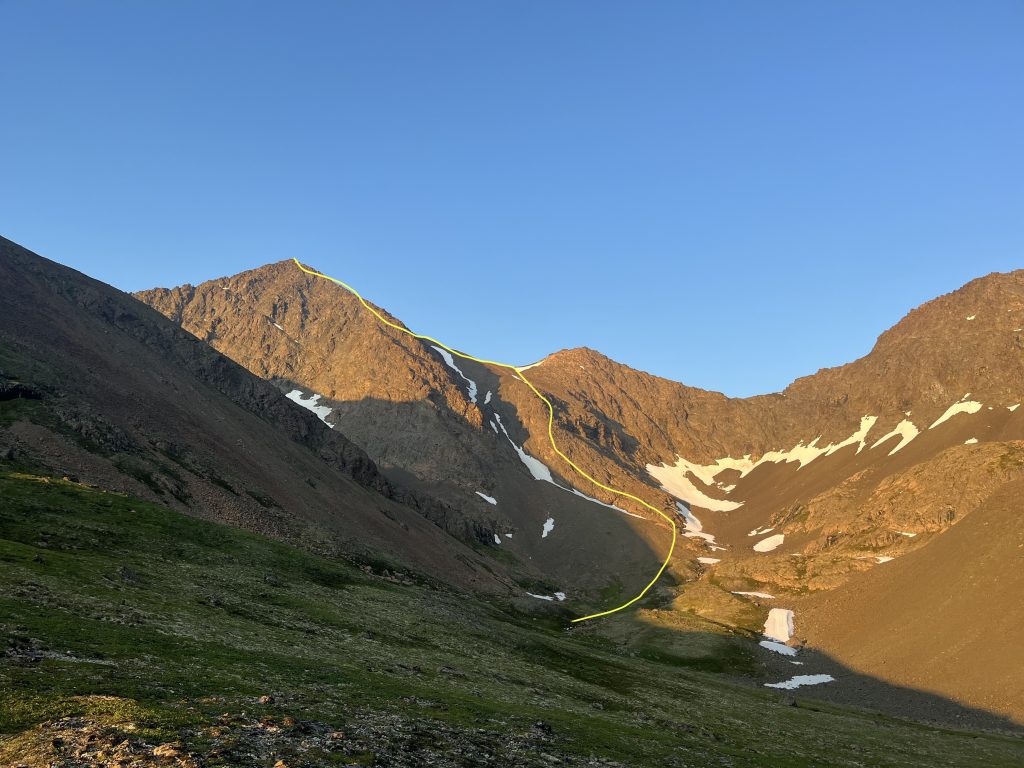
9, 707, 630, 768
153, 742, 181, 757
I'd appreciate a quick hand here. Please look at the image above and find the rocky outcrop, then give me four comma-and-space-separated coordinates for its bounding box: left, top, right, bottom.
0, 236, 502, 588
135, 257, 1024, 724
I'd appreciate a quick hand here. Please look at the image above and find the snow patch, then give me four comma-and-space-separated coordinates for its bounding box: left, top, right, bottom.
493, 534, 502, 545
765, 674, 834, 690
570, 488, 643, 518
492, 414, 642, 520
823, 415, 879, 457
764, 609, 795, 642
733, 591, 776, 599
748, 527, 774, 537
753, 534, 785, 553
870, 419, 920, 455
646, 458, 744, 512
541, 518, 555, 538
759, 640, 797, 657
663, 456, 755, 487
875, 556, 895, 563
505, 532, 513, 538
743, 416, 877, 474
966, 315, 976, 320
1010, 404, 1021, 412
896, 531, 917, 538
697, 557, 721, 565
285, 390, 333, 427
273, 322, 285, 331
526, 591, 566, 602
677, 503, 703, 532
964, 438, 978, 445
930, 399, 982, 429
651, 419, 879, 505
493, 414, 555, 483
517, 359, 544, 372
484, 390, 492, 405
431, 346, 477, 403
676, 503, 723, 549
476, 492, 497, 505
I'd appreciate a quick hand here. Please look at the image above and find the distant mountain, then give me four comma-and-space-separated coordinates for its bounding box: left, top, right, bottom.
136, 257, 1024, 724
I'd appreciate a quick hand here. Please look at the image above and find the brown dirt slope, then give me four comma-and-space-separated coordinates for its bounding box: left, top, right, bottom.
797, 464, 1024, 723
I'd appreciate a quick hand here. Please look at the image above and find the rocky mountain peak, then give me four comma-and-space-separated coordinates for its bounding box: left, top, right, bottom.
783, 268, 1024, 425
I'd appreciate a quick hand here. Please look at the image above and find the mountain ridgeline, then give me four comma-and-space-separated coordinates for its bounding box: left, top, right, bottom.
3, 237, 1023, 766
136, 258, 1024, 725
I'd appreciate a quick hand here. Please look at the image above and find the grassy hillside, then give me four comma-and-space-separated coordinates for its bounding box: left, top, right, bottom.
1, 468, 1022, 766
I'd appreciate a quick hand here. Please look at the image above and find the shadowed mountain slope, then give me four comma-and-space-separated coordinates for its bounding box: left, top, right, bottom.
4, 468, 1022, 766
137, 258, 1024, 724
0, 236, 503, 590
136, 261, 674, 606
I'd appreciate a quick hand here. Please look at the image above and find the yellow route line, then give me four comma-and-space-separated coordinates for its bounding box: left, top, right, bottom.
292, 258, 677, 622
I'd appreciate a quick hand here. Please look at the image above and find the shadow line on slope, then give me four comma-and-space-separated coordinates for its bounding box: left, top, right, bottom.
2, 466, 1022, 768
606, 606, 1024, 737
291, 258, 677, 622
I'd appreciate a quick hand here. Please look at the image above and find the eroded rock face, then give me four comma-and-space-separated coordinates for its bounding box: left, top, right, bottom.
7, 231, 1024, 727
0, 237, 500, 590
135, 261, 1024, 558
505, 270, 1024, 472
136, 259, 1024, 723
136, 261, 490, 485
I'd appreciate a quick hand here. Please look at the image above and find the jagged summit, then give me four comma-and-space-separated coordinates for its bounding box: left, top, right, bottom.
132, 255, 1024, 725
783, 268, 1024, 415
5, 234, 1022, 731
0, 236, 497, 588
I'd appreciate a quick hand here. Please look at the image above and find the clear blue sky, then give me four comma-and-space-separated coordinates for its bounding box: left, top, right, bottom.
2, 2, 1021, 397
